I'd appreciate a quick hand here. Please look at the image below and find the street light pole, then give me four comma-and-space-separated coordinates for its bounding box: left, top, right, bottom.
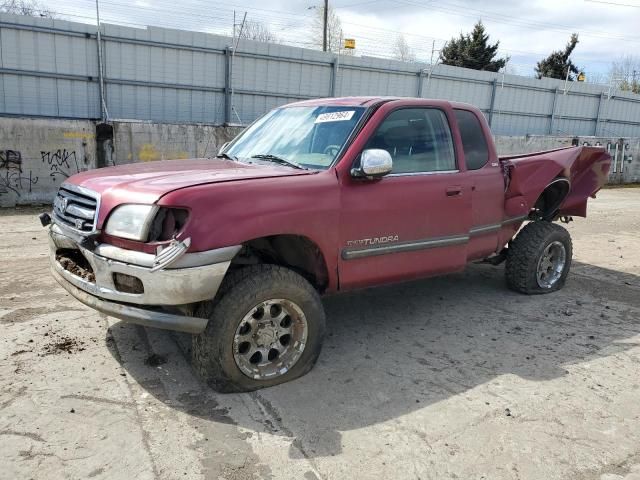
323, 0, 328, 52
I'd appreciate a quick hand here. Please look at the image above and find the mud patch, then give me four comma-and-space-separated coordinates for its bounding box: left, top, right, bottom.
144, 353, 167, 367
177, 391, 232, 423
0, 306, 78, 324
57, 251, 96, 283
41, 335, 86, 355
11, 349, 31, 356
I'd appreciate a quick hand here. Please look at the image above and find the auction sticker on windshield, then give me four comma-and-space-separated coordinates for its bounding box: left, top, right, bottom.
315, 110, 356, 123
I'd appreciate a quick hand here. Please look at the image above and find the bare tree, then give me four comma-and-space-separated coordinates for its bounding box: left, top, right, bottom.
609, 55, 640, 94
238, 20, 278, 43
0, 0, 55, 17
393, 34, 416, 63
584, 71, 609, 86
312, 2, 344, 53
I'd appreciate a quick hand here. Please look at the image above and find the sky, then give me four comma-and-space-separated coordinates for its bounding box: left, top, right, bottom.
32, 0, 640, 81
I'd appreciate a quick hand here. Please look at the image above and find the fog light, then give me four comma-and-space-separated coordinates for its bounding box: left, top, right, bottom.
113, 273, 144, 294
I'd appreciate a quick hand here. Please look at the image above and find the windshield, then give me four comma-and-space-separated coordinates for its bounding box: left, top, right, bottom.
223, 105, 366, 170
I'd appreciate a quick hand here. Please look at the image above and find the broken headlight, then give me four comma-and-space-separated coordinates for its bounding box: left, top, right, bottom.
104, 204, 158, 241
147, 207, 189, 242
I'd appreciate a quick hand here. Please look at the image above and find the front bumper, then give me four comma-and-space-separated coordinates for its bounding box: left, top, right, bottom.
49, 224, 240, 334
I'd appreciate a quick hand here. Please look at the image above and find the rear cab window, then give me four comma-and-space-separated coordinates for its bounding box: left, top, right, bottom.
454, 109, 489, 170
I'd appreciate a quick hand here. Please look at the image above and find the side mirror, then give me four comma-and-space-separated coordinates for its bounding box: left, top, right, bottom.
351, 149, 393, 179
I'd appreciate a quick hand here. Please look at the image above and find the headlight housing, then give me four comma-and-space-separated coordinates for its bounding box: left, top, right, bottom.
105, 204, 158, 241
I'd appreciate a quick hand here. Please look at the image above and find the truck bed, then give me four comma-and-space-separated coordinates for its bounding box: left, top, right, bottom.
500, 146, 611, 218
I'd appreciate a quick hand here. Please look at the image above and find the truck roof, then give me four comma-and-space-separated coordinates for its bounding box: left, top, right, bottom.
284, 96, 477, 110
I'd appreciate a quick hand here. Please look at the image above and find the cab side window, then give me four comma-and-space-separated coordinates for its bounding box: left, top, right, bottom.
365, 108, 456, 174
454, 109, 489, 170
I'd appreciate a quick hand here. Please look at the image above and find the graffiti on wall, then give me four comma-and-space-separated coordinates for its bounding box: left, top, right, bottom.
41, 149, 80, 179
0, 148, 83, 198
0, 150, 39, 197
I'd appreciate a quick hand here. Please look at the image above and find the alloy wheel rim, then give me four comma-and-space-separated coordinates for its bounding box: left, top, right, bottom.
536, 241, 567, 289
233, 299, 308, 380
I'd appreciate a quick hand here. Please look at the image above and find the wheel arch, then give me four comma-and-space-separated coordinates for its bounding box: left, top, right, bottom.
230, 234, 330, 293
532, 177, 571, 221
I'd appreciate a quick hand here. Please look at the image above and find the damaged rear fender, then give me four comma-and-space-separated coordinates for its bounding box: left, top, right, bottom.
500, 146, 611, 219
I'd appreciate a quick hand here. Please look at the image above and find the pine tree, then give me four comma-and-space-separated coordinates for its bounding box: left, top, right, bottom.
439, 21, 508, 72
535, 34, 580, 80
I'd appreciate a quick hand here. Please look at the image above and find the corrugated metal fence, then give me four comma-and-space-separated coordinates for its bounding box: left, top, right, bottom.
1, 12, 640, 137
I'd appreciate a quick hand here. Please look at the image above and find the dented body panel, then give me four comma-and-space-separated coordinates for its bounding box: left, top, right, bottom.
501, 146, 611, 219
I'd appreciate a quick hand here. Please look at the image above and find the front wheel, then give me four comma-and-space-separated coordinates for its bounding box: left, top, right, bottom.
505, 221, 573, 294
192, 265, 325, 392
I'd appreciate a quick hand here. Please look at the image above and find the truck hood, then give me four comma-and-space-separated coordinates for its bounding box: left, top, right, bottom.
67, 157, 312, 202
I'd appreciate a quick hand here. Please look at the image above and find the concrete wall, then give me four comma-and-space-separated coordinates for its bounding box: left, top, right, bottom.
494, 135, 640, 184
0, 118, 96, 207
112, 122, 241, 165
1, 117, 639, 208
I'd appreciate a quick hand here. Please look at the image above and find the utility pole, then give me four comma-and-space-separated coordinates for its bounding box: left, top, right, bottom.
323, 0, 328, 52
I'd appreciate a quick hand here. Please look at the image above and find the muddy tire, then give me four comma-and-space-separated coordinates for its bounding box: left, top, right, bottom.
505, 221, 572, 294
192, 265, 325, 393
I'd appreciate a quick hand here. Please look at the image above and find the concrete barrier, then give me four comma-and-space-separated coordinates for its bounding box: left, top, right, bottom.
494, 135, 640, 184
0, 118, 96, 207
0, 117, 638, 207
0, 118, 239, 207
111, 122, 242, 166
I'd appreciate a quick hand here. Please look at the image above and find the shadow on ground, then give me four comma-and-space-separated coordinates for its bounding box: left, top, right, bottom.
106, 261, 640, 458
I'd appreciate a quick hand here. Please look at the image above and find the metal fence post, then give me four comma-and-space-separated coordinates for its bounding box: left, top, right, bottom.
594, 92, 605, 137
488, 79, 498, 127
330, 58, 338, 97
416, 70, 425, 98
224, 46, 232, 125
549, 88, 559, 135
95, 0, 108, 121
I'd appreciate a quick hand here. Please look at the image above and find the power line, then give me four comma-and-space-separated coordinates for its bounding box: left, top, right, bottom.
31, 0, 619, 76
390, 0, 640, 43
584, 0, 640, 7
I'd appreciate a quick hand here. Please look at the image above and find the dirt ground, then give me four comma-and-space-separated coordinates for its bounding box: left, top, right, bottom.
1, 189, 640, 480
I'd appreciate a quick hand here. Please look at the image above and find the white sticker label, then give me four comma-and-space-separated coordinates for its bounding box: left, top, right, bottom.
314, 110, 356, 123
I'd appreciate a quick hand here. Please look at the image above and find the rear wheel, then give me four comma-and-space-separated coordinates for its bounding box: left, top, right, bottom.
192, 265, 325, 392
505, 221, 572, 294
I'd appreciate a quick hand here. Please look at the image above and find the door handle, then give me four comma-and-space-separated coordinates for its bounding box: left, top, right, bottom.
446, 186, 462, 197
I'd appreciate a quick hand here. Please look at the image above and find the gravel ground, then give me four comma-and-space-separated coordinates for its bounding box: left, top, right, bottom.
1, 188, 639, 480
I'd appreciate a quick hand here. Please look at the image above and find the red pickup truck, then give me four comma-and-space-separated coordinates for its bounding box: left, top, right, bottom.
43, 97, 611, 391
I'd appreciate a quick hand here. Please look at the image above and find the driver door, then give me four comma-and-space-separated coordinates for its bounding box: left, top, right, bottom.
337, 106, 472, 289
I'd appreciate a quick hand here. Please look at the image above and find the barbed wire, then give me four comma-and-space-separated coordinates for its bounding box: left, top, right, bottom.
12, 0, 625, 82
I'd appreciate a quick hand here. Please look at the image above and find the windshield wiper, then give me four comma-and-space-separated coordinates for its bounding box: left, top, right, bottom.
215, 152, 239, 161
250, 154, 308, 170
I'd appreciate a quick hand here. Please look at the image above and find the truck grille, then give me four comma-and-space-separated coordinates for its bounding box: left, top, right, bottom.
53, 184, 99, 233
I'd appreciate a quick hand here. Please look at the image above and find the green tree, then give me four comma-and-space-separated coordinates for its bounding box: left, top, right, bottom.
439, 21, 507, 72
535, 34, 580, 80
